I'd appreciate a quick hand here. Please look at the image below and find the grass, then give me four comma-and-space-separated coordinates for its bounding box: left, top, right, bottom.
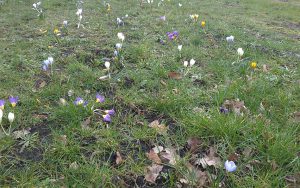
0, 0, 299, 187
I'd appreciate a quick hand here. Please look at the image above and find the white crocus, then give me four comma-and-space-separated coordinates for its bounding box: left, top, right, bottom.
178, 45, 182, 52
117, 32, 125, 41
76, 8, 82, 16
183, 61, 188, 67
8, 112, 14, 124
0, 109, 3, 124
237, 48, 244, 57
226, 35, 234, 43
179, 3, 182, 7
225, 160, 237, 172
36, 1, 41, 6
190, 59, 196, 67
105, 61, 110, 69
116, 43, 122, 49
63, 20, 68, 27
33, 3, 37, 8
48, 56, 54, 64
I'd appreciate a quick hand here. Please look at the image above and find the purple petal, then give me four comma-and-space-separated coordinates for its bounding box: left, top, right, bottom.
103, 114, 111, 123
105, 109, 115, 116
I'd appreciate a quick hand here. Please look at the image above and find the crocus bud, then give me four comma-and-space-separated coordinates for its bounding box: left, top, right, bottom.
0, 109, 3, 124
105, 61, 110, 69
178, 45, 182, 51
183, 61, 189, 67
8, 112, 14, 124
237, 48, 244, 57
190, 59, 196, 67
225, 160, 237, 172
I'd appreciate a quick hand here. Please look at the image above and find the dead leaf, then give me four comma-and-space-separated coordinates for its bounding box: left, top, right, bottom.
147, 149, 162, 164
148, 120, 168, 134
223, 99, 248, 115
292, 112, 300, 122
12, 129, 30, 139
160, 80, 167, 86
186, 163, 210, 187
33, 113, 49, 120
160, 148, 177, 165
243, 147, 253, 158
145, 164, 163, 184
194, 147, 221, 168
168, 72, 182, 80
116, 151, 123, 165
152, 146, 164, 154
58, 135, 67, 145
228, 153, 239, 162
81, 117, 91, 130
187, 137, 202, 153
69, 162, 79, 169
262, 64, 269, 72
35, 79, 47, 89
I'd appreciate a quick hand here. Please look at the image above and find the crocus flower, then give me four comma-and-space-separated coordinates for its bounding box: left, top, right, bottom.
76, 8, 82, 16
63, 20, 68, 27
74, 97, 84, 105
117, 32, 125, 41
8, 112, 15, 124
96, 93, 105, 103
178, 45, 182, 51
0, 100, 5, 110
104, 109, 115, 116
117, 17, 124, 26
116, 43, 122, 50
190, 59, 196, 66
226, 35, 234, 43
220, 107, 229, 114
0, 109, 3, 123
183, 61, 188, 67
160, 16, 166, 21
237, 48, 244, 57
9, 96, 18, 107
250, 61, 257, 69
190, 14, 199, 22
105, 61, 110, 69
167, 31, 179, 40
225, 160, 237, 172
102, 114, 111, 123
178, 3, 182, 7
201, 21, 206, 28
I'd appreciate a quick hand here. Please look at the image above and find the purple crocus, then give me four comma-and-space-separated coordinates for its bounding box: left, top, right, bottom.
102, 114, 111, 123
74, 97, 84, 105
104, 109, 115, 116
9, 96, 19, 107
96, 93, 105, 103
167, 31, 179, 40
220, 107, 229, 114
0, 100, 5, 110
160, 16, 166, 21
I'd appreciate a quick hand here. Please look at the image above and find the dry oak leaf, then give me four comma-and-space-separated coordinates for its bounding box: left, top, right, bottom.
160, 148, 177, 165
148, 120, 168, 134
116, 151, 123, 165
186, 163, 210, 187
147, 149, 162, 164
168, 72, 182, 80
187, 137, 202, 153
145, 164, 163, 184
195, 147, 221, 168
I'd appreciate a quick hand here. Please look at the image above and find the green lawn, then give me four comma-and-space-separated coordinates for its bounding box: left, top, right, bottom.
0, 0, 299, 187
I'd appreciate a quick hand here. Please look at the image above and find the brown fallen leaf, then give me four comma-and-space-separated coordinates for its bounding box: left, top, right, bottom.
147, 149, 162, 164
145, 164, 163, 184
160, 148, 177, 165
34, 79, 47, 90
160, 80, 167, 86
168, 72, 182, 80
292, 112, 300, 122
81, 117, 91, 130
194, 147, 221, 168
262, 64, 269, 72
223, 99, 248, 116
186, 163, 210, 187
228, 153, 239, 162
33, 113, 49, 120
187, 137, 202, 153
148, 120, 168, 134
116, 151, 123, 165
58, 135, 67, 145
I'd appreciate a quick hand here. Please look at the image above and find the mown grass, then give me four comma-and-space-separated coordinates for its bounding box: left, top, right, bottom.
0, 0, 299, 187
